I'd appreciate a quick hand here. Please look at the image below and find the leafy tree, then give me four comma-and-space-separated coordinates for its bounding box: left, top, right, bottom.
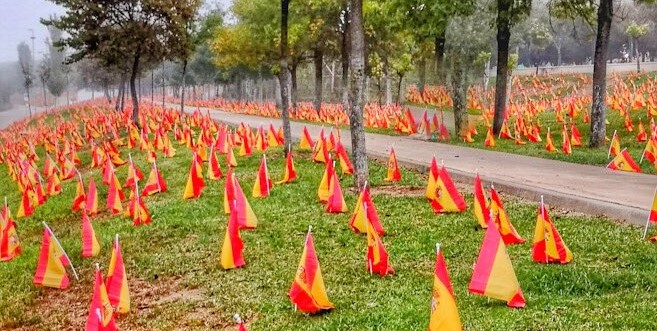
17, 42, 34, 117
45, 22, 68, 101
44, 0, 201, 125
625, 22, 649, 72
37, 57, 51, 107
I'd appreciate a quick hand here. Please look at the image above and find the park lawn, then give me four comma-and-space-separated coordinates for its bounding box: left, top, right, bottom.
1, 118, 657, 330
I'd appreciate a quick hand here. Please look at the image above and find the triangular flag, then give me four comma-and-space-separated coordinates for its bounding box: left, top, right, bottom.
288, 227, 334, 314
532, 199, 573, 264
106, 235, 130, 314
384, 148, 401, 182
85, 268, 118, 331
429, 165, 466, 214
490, 187, 525, 245
317, 157, 334, 203
183, 153, 205, 199
220, 206, 245, 269
428, 244, 462, 331
81, 212, 100, 258
607, 148, 641, 173
0, 201, 21, 261
276, 150, 297, 184
326, 168, 347, 213
252, 155, 272, 198
85, 178, 99, 216
468, 219, 526, 308
33, 225, 76, 289
473, 173, 489, 229
142, 162, 167, 196
366, 214, 393, 276
349, 185, 385, 235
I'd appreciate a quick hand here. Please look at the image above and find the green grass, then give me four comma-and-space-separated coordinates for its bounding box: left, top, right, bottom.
2, 116, 657, 330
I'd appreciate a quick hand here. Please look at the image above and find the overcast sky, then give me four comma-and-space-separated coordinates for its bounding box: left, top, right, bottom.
0, 0, 64, 63
0, 0, 231, 64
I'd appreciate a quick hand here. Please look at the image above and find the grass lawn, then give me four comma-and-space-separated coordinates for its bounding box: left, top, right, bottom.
2, 111, 657, 330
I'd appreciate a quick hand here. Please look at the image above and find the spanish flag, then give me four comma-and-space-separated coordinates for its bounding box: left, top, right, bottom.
637, 119, 648, 142
226, 147, 238, 168
608, 130, 621, 159
349, 185, 385, 235
106, 235, 130, 314
561, 125, 572, 155
545, 128, 556, 152
312, 136, 328, 163
47, 172, 62, 196
85, 267, 118, 331
429, 165, 466, 214
607, 148, 641, 173
384, 148, 401, 182
268, 124, 281, 147
207, 147, 223, 180
142, 162, 167, 196
124, 159, 144, 188
238, 132, 252, 156
499, 121, 512, 139
276, 150, 297, 184
473, 173, 489, 229
252, 155, 272, 198
183, 153, 205, 199
484, 127, 495, 147
532, 199, 572, 264
85, 178, 99, 216
81, 212, 100, 258
102, 158, 114, 185
224, 172, 258, 229
490, 187, 525, 245
128, 194, 151, 226
299, 126, 315, 150
366, 217, 393, 276
641, 137, 656, 163
317, 157, 334, 203
220, 206, 245, 270
468, 219, 526, 308
0, 201, 21, 261
16, 186, 35, 218
107, 171, 124, 214
570, 122, 582, 147
425, 157, 440, 200
288, 227, 334, 314
72, 176, 86, 211
335, 142, 354, 175
326, 167, 347, 213
33, 225, 75, 289
429, 244, 462, 331
43, 154, 57, 178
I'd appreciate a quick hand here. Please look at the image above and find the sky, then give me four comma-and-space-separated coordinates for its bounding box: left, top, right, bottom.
0, 0, 232, 64
0, 0, 64, 63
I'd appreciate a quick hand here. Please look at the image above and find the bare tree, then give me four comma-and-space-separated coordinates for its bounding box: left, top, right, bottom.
17, 42, 33, 117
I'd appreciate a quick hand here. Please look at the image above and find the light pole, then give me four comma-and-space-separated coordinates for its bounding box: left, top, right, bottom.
29, 29, 35, 115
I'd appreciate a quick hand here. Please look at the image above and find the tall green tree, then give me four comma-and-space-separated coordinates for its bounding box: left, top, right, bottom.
44, 0, 201, 125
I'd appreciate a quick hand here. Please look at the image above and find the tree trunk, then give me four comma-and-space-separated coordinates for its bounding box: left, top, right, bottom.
341, 5, 350, 111
451, 58, 469, 136
130, 52, 141, 128
314, 48, 323, 112
636, 39, 641, 72
418, 58, 426, 94
115, 77, 124, 112
151, 70, 154, 108
556, 42, 562, 66
590, 0, 612, 147
180, 60, 187, 115
161, 62, 166, 108
384, 57, 392, 105
492, 0, 512, 135
280, 0, 292, 154
42, 82, 47, 108
291, 63, 298, 113
348, 0, 368, 189
26, 86, 32, 118
397, 73, 404, 104
435, 31, 446, 82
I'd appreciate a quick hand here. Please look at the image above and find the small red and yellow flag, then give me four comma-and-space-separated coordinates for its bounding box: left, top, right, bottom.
220, 206, 245, 270
288, 227, 334, 314
468, 218, 525, 308
607, 148, 641, 173
429, 244, 462, 331
81, 212, 100, 258
106, 235, 130, 314
532, 199, 573, 264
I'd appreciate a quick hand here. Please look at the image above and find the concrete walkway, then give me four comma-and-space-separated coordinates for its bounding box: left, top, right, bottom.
184, 104, 656, 226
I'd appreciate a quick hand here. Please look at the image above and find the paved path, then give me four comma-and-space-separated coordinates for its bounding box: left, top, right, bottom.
183, 104, 656, 226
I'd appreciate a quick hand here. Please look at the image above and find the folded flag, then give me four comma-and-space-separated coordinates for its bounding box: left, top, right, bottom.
429, 244, 462, 331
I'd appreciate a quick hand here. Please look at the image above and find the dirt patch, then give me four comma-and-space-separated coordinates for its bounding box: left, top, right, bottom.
365, 185, 425, 197
10, 276, 228, 330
